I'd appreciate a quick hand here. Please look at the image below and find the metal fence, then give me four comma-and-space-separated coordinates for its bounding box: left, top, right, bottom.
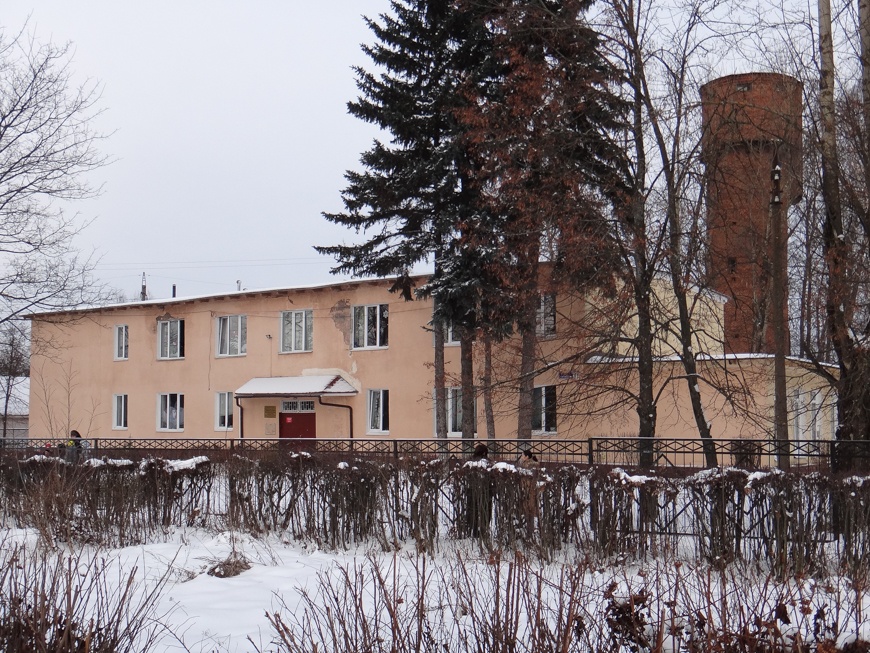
1, 435, 865, 471
587, 437, 865, 472
0, 436, 589, 464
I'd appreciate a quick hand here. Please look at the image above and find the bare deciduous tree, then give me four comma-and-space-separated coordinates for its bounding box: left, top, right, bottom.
0, 27, 108, 327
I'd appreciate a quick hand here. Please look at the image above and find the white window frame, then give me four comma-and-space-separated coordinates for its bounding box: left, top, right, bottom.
367, 389, 390, 434
447, 387, 477, 436
536, 294, 556, 338
215, 391, 234, 431
112, 394, 128, 430
216, 315, 247, 357
431, 317, 461, 347
353, 304, 389, 349
114, 325, 129, 361
809, 389, 822, 441
157, 319, 185, 360
157, 392, 185, 431
792, 388, 807, 442
532, 385, 557, 434
280, 309, 314, 353
444, 323, 462, 346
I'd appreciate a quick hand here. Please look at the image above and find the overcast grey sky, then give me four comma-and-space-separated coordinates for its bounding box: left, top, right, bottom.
3, 1, 396, 301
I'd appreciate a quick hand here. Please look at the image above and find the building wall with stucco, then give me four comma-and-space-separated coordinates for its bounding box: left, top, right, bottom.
28, 274, 836, 446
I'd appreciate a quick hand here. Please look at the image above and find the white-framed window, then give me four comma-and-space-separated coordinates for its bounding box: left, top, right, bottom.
447, 387, 477, 436
112, 394, 128, 429
157, 392, 184, 431
158, 319, 185, 360
216, 315, 247, 357
367, 389, 389, 433
809, 389, 822, 441
353, 304, 388, 349
280, 309, 313, 353
215, 391, 234, 430
445, 323, 462, 346
532, 385, 557, 433
114, 325, 129, 361
792, 389, 807, 442
536, 294, 556, 338
281, 399, 315, 412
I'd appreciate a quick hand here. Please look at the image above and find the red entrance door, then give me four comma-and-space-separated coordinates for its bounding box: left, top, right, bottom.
279, 412, 316, 439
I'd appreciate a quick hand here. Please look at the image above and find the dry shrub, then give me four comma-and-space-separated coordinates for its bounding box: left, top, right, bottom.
264, 553, 870, 653
10, 452, 870, 578
0, 541, 174, 652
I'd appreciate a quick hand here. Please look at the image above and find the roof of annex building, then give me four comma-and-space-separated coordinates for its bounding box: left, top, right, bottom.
26, 274, 429, 319
585, 352, 838, 370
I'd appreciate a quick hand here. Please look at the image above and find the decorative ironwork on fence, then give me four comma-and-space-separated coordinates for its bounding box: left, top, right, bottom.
3, 435, 868, 472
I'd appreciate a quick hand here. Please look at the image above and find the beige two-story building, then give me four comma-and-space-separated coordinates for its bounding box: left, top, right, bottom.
27, 274, 837, 446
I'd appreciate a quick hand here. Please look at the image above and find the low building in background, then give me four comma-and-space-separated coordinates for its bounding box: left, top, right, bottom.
0, 376, 29, 440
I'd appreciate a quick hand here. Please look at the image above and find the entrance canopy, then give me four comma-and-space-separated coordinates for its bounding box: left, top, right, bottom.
234, 375, 357, 399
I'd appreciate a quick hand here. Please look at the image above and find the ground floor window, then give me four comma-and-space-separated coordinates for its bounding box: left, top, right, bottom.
215, 391, 233, 430
447, 387, 477, 435
113, 394, 128, 429
793, 388, 824, 442
367, 389, 389, 433
158, 393, 184, 431
532, 385, 557, 433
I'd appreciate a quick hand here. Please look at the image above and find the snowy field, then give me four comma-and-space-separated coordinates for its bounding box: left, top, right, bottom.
5, 525, 870, 652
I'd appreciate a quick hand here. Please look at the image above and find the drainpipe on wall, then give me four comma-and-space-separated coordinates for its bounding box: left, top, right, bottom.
318, 396, 353, 443
235, 396, 244, 440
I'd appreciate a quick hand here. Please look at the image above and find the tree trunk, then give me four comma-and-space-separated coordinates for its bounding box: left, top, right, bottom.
771, 158, 790, 469
517, 306, 536, 441
460, 330, 475, 441
434, 319, 447, 439
483, 334, 496, 440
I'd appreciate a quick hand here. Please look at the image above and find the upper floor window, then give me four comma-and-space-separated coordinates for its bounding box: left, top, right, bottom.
216, 315, 247, 357
280, 309, 313, 353
158, 392, 184, 431
158, 319, 184, 360
113, 394, 128, 429
536, 294, 556, 338
114, 325, 128, 360
532, 385, 557, 433
367, 389, 390, 433
444, 323, 461, 346
215, 391, 234, 430
353, 304, 388, 349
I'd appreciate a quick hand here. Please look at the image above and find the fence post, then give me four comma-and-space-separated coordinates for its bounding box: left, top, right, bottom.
393, 439, 399, 460
587, 438, 594, 466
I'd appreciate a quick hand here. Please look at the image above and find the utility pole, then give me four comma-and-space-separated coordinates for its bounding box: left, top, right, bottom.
771, 155, 790, 470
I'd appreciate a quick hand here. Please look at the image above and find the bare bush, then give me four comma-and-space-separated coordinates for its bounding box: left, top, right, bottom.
0, 541, 174, 652
265, 553, 870, 653
7, 452, 870, 579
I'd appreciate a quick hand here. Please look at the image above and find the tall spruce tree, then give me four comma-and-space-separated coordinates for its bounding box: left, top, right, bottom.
317, 1, 492, 440
456, 0, 629, 439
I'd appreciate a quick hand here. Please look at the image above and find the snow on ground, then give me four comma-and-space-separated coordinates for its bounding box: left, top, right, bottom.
5, 526, 870, 652
102, 532, 370, 652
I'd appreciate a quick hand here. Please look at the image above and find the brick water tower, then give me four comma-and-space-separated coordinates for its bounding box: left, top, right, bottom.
701, 72, 803, 354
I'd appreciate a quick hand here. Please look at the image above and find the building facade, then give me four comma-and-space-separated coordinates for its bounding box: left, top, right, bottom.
27, 274, 836, 446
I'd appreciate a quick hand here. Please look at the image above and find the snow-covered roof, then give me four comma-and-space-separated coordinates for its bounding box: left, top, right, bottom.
26, 273, 429, 318
0, 377, 29, 415
584, 353, 837, 369
234, 375, 357, 398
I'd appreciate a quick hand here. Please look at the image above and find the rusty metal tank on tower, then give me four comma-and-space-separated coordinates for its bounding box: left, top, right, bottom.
701, 72, 803, 354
